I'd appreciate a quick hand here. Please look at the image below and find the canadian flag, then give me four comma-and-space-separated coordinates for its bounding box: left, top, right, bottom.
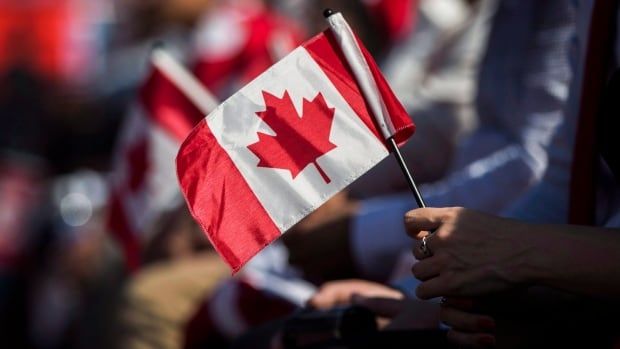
177, 13, 415, 272
107, 48, 218, 269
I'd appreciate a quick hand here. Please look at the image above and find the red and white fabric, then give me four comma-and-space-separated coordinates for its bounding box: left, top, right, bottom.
192, 2, 304, 99
177, 13, 415, 272
194, 241, 315, 339
184, 279, 298, 347
107, 49, 217, 270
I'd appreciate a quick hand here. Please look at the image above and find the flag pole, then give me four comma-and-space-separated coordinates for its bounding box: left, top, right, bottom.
323, 8, 428, 209
387, 138, 427, 208
150, 42, 220, 115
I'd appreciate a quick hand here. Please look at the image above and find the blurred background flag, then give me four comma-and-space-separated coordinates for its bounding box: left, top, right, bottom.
192, 1, 304, 100
176, 11, 415, 272
107, 48, 218, 270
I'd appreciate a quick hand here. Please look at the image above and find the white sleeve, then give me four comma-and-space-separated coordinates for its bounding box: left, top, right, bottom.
421, 134, 547, 213
502, 0, 591, 223
422, 0, 574, 213
501, 117, 575, 223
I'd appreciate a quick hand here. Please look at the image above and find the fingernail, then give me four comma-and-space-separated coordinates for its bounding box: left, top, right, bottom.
478, 335, 496, 347
478, 318, 496, 331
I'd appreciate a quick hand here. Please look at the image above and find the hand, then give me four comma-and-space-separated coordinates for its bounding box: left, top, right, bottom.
352, 295, 440, 330
440, 298, 496, 348
308, 279, 403, 310
406, 207, 532, 299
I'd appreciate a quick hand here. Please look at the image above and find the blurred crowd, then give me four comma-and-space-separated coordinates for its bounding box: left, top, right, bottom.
1, 0, 619, 348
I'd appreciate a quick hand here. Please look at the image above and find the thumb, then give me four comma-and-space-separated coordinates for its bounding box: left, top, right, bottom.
352, 295, 403, 318
404, 208, 448, 238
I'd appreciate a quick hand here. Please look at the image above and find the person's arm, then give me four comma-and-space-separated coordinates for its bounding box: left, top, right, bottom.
406, 207, 620, 300
524, 222, 620, 299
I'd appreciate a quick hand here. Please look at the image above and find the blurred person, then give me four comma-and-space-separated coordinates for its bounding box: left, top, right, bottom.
283, 0, 575, 283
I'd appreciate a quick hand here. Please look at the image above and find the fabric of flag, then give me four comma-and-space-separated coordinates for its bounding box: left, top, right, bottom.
107, 49, 216, 270
185, 242, 316, 343
177, 13, 415, 272
184, 279, 297, 346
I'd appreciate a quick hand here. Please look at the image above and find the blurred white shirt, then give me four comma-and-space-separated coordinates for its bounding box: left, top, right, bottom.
352, 0, 575, 280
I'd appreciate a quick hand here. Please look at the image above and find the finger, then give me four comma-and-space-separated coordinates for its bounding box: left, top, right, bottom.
440, 306, 495, 333
441, 297, 474, 310
307, 289, 340, 309
446, 330, 496, 348
411, 257, 443, 281
404, 208, 448, 238
351, 295, 402, 318
307, 293, 328, 309
416, 275, 452, 300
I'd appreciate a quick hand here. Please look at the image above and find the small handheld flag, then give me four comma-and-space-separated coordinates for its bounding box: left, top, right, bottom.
177, 10, 419, 272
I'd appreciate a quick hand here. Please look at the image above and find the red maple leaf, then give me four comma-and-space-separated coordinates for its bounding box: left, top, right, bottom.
248, 90, 337, 183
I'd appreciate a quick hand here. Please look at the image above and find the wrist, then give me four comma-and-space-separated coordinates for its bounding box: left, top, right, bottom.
504, 220, 548, 286
513, 222, 560, 287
